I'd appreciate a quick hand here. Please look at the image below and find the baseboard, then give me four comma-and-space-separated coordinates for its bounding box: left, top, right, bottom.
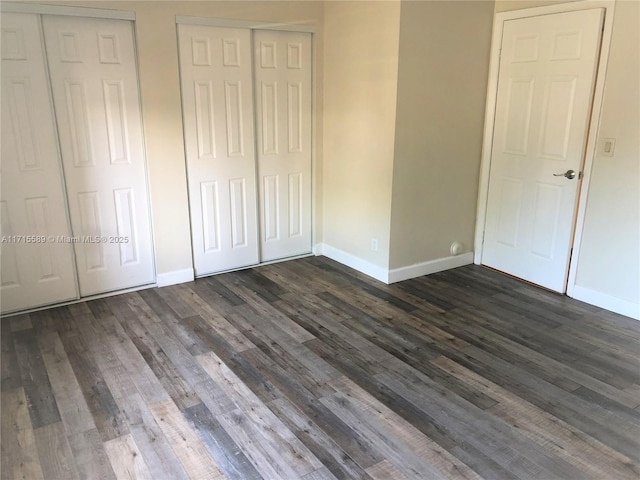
317, 243, 389, 283
388, 252, 474, 283
156, 268, 195, 288
570, 285, 639, 320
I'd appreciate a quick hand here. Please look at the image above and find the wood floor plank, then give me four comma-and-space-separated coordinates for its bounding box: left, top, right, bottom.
67, 428, 117, 480
33, 422, 80, 480
117, 393, 190, 480
329, 376, 482, 480
2, 259, 638, 479
430, 356, 639, 479
267, 397, 375, 480
0, 388, 44, 480
12, 329, 61, 429
198, 351, 325, 477
183, 402, 263, 480
37, 331, 95, 435
104, 433, 153, 480
148, 399, 226, 480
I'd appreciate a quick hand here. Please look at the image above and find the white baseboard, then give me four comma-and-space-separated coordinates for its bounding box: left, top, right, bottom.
388, 252, 474, 283
156, 268, 195, 288
570, 285, 639, 320
316, 243, 473, 285
317, 243, 390, 283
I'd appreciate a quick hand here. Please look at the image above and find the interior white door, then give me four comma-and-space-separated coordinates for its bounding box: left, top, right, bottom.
482, 9, 603, 292
42, 15, 155, 296
254, 30, 312, 261
1, 13, 78, 313
178, 24, 259, 275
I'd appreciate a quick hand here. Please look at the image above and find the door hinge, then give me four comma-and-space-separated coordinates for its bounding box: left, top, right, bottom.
579, 171, 583, 179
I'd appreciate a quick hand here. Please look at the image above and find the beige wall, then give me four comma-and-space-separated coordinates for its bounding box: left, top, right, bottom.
389, 0, 494, 270
322, 1, 401, 269
24, 0, 324, 278
573, 0, 639, 305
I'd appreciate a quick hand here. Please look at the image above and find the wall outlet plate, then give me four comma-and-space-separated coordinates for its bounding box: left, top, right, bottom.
602, 138, 616, 157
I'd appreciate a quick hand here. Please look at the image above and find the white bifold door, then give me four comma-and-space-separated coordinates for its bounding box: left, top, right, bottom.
1, 13, 77, 312
42, 15, 155, 296
1, 12, 154, 313
178, 24, 312, 276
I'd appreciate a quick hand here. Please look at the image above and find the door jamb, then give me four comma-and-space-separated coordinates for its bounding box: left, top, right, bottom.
473, 0, 616, 298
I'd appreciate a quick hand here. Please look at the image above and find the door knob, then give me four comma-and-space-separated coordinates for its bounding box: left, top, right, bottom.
553, 169, 576, 179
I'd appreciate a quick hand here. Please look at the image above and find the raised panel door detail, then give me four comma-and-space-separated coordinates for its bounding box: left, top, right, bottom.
201, 181, 221, 252
98, 34, 120, 64
225, 82, 244, 157
64, 80, 94, 167
263, 175, 279, 242
287, 82, 302, 153
229, 178, 248, 248
0, 201, 21, 288
192, 38, 211, 66
261, 82, 278, 155
496, 178, 523, 248
288, 173, 302, 238
512, 35, 538, 62
2, 27, 26, 60
287, 43, 302, 69
59, 32, 83, 62
540, 77, 577, 160
103, 80, 130, 164
530, 183, 561, 259
503, 78, 534, 155
551, 31, 582, 60
113, 188, 139, 265
77, 191, 105, 271
25, 197, 58, 281
260, 42, 276, 68
7, 78, 40, 170
195, 81, 217, 159
223, 39, 240, 66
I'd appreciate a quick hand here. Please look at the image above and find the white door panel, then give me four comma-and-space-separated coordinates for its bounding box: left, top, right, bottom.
42, 15, 155, 296
254, 30, 312, 261
178, 24, 259, 275
1, 13, 77, 313
482, 9, 603, 292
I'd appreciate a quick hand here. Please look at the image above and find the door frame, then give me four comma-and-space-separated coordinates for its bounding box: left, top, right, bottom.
474, 0, 616, 296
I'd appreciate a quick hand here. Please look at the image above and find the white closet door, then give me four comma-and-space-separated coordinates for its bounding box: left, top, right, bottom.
42, 15, 155, 296
1, 13, 77, 313
254, 30, 312, 261
178, 24, 259, 275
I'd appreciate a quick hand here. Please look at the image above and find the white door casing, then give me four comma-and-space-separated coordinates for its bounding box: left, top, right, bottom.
42, 15, 155, 296
178, 24, 260, 275
254, 30, 312, 262
1, 13, 78, 313
481, 9, 604, 292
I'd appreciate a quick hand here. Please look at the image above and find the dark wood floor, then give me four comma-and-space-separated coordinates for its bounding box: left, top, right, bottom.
2, 257, 639, 480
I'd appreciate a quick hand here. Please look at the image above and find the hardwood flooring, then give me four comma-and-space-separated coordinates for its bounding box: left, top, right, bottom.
2, 256, 639, 479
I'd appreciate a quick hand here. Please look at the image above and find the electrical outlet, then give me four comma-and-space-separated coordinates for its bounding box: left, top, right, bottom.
371, 238, 378, 252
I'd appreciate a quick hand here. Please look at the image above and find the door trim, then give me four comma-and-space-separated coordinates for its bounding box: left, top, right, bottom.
474, 0, 616, 297
175, 15, 316, 33
0, 2, 135, 20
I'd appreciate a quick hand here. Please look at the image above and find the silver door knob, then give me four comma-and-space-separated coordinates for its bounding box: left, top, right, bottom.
553, 169, 576, 179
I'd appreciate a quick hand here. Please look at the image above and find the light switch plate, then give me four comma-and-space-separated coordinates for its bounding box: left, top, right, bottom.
602, 137, 616, 157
